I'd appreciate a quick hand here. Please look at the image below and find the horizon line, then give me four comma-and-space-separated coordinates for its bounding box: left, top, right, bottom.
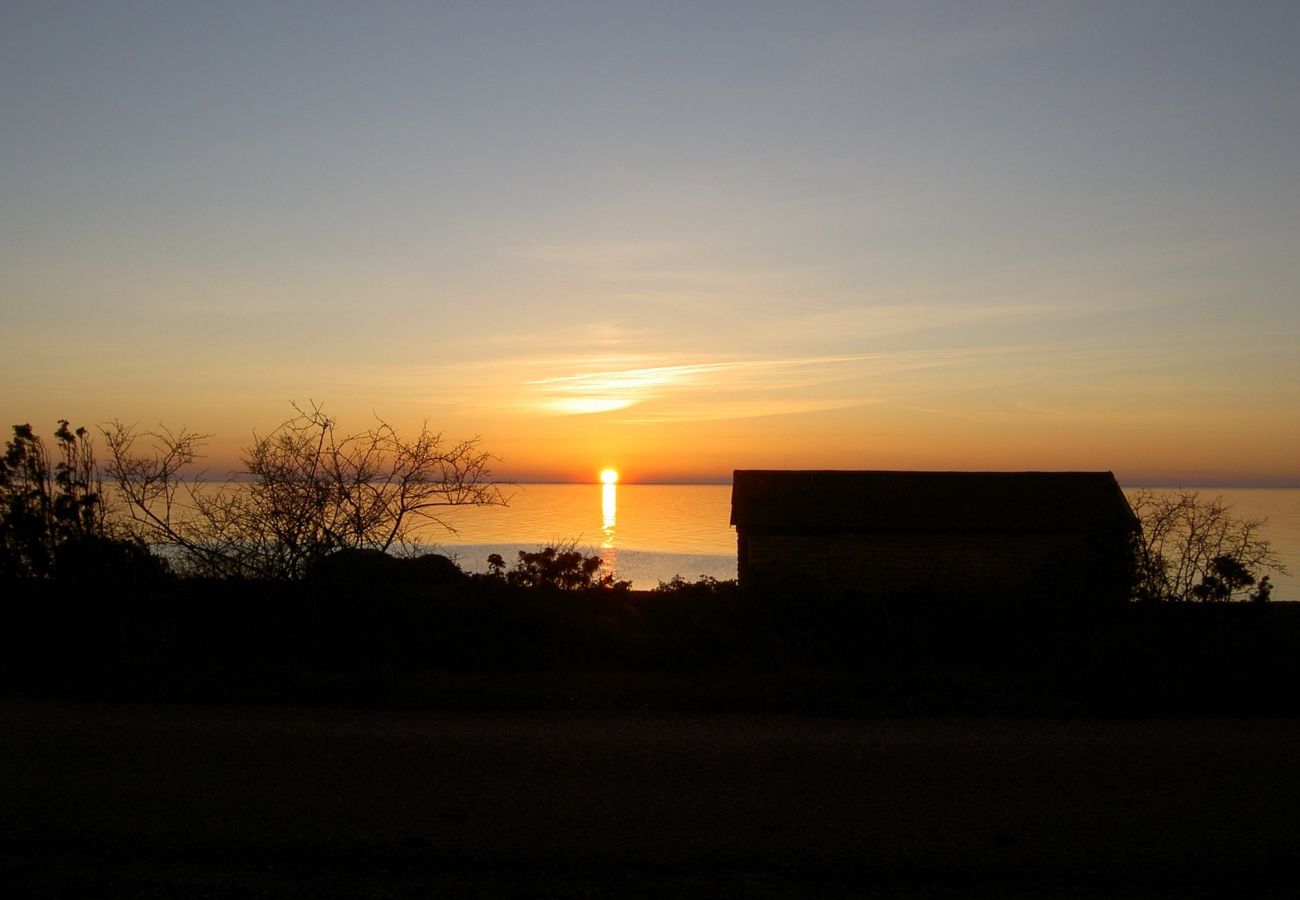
161, 476, 1300, 489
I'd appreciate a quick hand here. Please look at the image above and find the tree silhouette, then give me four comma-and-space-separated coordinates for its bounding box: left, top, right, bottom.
1131, 489, 1286, 602
1, 421, 106, 577
105, 403, 505, 579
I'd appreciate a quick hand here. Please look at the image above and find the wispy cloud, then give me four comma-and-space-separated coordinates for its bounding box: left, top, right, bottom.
506, 350, 1010, 422
767, 296, 1153, 344
523, 356, 869, 418
332, 296, 1196, 427
338, 350, 887, 422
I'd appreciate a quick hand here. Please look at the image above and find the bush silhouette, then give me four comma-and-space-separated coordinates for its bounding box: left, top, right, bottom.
489, 545, 630, 592
1, 420, 130, 581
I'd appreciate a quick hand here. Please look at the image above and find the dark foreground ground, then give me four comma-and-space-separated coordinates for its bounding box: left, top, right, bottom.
4, 701, 1300, 898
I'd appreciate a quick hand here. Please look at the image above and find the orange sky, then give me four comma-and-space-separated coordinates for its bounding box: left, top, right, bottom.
2, 5, 1298, 485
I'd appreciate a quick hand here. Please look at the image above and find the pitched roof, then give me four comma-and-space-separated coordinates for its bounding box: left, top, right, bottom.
730, 470, 1137, 535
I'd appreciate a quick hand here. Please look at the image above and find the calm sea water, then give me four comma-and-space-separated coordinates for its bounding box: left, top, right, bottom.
420, 484, 738, 589
422, 484, 1300, 598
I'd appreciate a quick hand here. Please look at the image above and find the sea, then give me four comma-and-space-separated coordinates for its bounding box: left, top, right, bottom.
418, 483, 739, 590
420, 484, 1300, 600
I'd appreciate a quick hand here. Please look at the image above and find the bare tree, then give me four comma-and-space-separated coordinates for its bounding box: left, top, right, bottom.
1130, 489, 1286, 602
104, 403, 505, 579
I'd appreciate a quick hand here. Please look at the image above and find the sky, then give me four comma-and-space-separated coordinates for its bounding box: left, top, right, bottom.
3, 1, 1298, 485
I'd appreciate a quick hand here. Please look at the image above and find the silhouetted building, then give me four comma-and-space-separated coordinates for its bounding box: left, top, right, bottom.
731, 470, 1138, 602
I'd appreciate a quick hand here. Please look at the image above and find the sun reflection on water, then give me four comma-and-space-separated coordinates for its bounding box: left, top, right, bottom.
601, 481, 617, 548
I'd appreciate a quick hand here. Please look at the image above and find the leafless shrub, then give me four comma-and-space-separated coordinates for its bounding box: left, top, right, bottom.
1130, 489, 1286, 602
104, 403, 505, 579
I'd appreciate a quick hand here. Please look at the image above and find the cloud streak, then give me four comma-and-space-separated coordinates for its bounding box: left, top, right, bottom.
518, 353, 915, 422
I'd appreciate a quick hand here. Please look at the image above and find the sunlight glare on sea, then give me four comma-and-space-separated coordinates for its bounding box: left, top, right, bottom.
421, 483, 737, 588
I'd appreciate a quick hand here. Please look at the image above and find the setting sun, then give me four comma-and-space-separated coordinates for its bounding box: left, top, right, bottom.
600, 468, 620, 485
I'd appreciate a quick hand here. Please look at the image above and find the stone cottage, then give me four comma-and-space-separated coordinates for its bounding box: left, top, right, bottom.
730, 470, 1138, 602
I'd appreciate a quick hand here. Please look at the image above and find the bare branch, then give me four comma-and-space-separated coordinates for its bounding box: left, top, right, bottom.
1131, 488, 1287, 602
102, 405, 505, 579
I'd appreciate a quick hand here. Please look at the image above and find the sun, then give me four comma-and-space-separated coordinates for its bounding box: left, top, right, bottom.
599, 468, 619, 485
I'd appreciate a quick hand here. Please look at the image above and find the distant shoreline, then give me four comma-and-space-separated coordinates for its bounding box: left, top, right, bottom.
169, 478, 1300, 488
